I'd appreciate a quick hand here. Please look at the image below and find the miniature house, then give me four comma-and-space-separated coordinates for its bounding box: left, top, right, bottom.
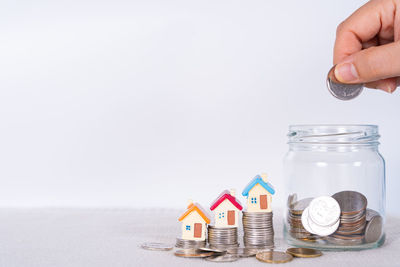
210, 189, 243, 228
242, 173, 275, 212
178, 200, 210, 241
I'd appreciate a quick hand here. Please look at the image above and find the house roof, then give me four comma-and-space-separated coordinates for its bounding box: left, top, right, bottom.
210, 190, 243, 211
178, 203, 210, 224
242, 175, 275, 197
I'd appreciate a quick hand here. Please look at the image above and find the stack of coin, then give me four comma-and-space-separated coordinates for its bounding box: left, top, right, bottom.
175, 238, 206, 249
331, 191, 367, 243
242, 211, 274, 249
207, 225, 239, 249
287, 197, 315, 240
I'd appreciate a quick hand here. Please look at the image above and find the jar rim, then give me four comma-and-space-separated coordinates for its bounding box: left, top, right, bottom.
288, 124, 380, 145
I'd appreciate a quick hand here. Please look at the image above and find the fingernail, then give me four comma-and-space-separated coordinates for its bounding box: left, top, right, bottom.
334, 63, 359, 83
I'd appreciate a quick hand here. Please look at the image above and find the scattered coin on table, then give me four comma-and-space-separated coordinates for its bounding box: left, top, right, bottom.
256, 250, 293, 264
286, 247, 322, 258
227, 247, 258, 257
140, 242, 174, 251
174, 249, 214, 258
198, 247, 226, 254
205, 254, 240, 262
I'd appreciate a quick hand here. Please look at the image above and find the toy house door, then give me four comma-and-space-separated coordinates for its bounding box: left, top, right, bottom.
227, 210, 235, 225
194, 223, 202, 238
260, 195, 268, 210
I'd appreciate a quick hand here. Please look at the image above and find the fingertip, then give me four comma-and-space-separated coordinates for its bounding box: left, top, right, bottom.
334, 62, 359, 83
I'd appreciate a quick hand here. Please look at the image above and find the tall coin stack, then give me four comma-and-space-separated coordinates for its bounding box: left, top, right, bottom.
207, 225, 239, 249
287, 197, 315, 241
175, 238, 206, 249
330, 191, 367, 244
242, 211, 274, 249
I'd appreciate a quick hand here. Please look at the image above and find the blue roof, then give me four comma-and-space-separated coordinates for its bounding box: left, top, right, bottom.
242, 175, 275, 197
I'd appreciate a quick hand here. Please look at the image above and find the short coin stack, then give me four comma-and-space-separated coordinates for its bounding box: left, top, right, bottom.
242, 211, 274, 249
207, 225, 239, 249
287, 197, 315, 240
175, 238, 206, 249
330, 191, 367, 244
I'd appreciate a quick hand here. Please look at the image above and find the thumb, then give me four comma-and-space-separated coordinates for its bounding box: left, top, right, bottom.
334, 41, 400, 84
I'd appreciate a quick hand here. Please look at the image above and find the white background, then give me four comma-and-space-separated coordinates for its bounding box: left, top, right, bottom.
0, 0, 399, 215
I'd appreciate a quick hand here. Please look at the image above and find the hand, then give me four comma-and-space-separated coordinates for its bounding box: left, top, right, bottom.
334, 0, 400, 93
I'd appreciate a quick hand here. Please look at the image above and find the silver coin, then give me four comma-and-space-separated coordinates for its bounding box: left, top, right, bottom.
287, 193, 298, 208
365, 213, 383, 243
308, 196, 341, 227
366, 208, 380, 221
332, 191, 367, 214
140, 242, 173, 251
291, 198, 313, 214
227, 247, 258, 257
205, 254, 240, 262
198, 247, 226, 253
307, 216, 339, 236
325, 236, 363, 246
327, 65, 363, 101
175, 238, 206, 249
301, 207, 315, 234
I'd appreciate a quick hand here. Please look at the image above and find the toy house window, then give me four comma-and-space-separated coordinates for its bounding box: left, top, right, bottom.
218, 212, 225, 219
186, 225, 191, 231
251, 197, 257, 204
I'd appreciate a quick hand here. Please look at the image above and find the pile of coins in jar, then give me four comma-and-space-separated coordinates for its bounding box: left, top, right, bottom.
287, 190, 383, 246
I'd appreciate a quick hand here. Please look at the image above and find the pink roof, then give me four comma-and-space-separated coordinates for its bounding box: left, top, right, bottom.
210, 190, 243, 211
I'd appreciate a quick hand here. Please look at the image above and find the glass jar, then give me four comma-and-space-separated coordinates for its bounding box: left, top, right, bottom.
283, 125, 385, 250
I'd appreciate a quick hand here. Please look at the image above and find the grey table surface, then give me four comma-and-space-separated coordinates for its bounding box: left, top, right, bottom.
1, 208, 399, 267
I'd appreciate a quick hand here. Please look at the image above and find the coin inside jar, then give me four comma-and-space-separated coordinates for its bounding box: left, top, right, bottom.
364, 210, 383, 243
256, 251, 293, 264
326, 65, 364, 101
286, 247, 322, 258
332, 191, 367, 214
308, 196, 341, 226
291, 198, 313, 215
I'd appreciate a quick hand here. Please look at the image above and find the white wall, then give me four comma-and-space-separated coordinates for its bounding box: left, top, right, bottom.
1, 0, 399, 215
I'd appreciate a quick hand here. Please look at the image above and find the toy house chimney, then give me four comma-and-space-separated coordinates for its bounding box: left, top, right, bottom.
261, 173, 268, 182
230, 189, 235, 197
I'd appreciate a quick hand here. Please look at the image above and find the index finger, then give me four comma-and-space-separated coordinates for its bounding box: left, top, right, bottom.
334, 0, 386, 64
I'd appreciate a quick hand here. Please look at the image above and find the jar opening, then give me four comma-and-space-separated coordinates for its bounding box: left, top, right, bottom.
288, 125, 380, 145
